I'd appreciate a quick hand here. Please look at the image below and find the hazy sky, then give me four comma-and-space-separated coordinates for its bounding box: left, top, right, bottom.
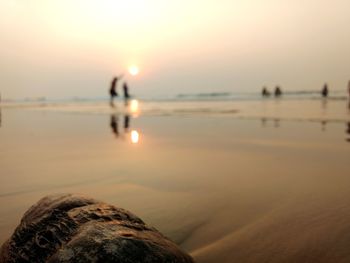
1, 0, 350, 99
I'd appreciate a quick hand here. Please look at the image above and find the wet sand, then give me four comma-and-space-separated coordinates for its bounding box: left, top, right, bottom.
0, 99, 350, 262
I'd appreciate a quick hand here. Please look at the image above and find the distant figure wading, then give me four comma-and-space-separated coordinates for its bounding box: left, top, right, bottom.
262, 87, 270, 97
321, 83, 329, 98
274, 86, 282, 97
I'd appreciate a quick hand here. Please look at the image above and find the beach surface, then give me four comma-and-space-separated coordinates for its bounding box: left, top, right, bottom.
0, 98, 350, 262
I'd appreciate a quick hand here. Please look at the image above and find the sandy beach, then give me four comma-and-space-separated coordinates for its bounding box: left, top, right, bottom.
2, 0, 350, 261
0, 98, 349, 262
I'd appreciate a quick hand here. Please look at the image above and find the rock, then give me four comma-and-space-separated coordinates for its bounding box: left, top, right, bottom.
0, 194, 194, 263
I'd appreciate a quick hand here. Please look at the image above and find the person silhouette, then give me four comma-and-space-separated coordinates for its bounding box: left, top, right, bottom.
110, 114, 119, 137
274, 86, 282, 97
321, 83, 329, 98
123, 82, 130, 100
262, 87, 270, 97
109, 75, 122, 106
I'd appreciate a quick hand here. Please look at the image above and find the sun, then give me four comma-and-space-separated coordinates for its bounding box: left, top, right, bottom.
128, 65, 139, 76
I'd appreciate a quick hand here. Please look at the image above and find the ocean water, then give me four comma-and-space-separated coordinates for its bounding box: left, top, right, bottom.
0, 96, 350, 262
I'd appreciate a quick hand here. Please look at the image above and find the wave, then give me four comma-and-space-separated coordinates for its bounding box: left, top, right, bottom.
173, 90, 348, 102
177, 92, 231, 98
1, 89, 348, 104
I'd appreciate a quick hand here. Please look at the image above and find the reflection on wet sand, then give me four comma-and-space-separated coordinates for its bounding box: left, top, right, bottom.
130, 99, 139, 115
110, 114, 119, 137
258, 116, 350, 143
110, 114, 140, 144
124, 115, 130, 132
131, 130, 140, 144
260, 118, 281, 128
259, 117, 350, 136
124, 99, 139, 116
321, 97, 328, 112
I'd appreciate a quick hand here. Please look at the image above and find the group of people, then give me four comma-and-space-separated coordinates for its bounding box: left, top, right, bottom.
262, 81, 350, 99
109, 75, 130, 106
262, 86, 282, 97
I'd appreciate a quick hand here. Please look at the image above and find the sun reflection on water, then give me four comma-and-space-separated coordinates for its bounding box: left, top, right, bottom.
131, 130, 140, 144
130, 99, 139, 114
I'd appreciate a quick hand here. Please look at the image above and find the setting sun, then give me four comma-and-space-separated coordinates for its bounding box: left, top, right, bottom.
128, 65, 139, 76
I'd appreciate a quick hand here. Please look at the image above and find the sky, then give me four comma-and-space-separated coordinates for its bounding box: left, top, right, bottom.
1, 0, 350, 99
